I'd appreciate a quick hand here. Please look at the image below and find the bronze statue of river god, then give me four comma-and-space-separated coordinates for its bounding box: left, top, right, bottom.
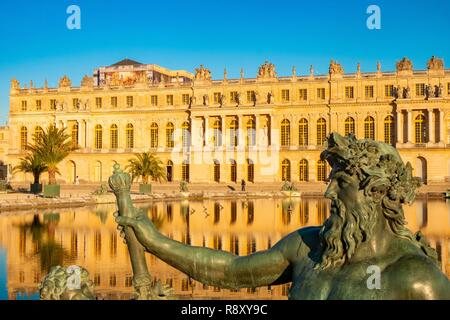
109, 132, 450, 300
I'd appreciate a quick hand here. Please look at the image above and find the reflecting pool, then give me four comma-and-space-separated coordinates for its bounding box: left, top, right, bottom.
0, 198, 448, 300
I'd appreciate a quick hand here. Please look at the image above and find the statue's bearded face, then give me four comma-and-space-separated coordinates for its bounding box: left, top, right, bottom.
318, 170, 377, 269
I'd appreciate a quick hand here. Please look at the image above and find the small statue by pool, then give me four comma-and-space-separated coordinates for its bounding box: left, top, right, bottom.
113, 133, 450, 299
39, 265, 96, 300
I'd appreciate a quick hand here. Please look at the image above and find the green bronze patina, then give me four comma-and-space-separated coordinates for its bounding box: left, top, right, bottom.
114, 133, 450, 299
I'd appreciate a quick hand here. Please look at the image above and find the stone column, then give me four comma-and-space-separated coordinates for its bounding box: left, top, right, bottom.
204, 116, 209, 147
355, 113, 361, 138
79, 120, 85, 149
138, 120, 144, 150
221, 116, 226, 148
158, 120, 164, 150
238, 115, 245, 148
255, 114, 260, 147
85, 120, 90, 149
118, 122, 125, 149
428, 109, 435, 144
270, 114, 277, 148
307, 115, 312, 147
396, 110, 403, 144
376, 112, 384, 142
439, 109, 445, 145
190, 118, 198, 148
407, 110, 413, 144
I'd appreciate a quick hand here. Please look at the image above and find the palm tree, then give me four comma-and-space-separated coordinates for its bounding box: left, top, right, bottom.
126, 152, 166, 183
13, 152, 47, 184
27, 125, 77, 185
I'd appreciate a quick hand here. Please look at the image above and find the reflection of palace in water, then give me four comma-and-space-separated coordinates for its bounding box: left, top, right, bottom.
0, 198, 448, 300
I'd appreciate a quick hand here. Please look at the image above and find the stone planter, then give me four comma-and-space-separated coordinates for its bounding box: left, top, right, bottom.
30, 183, 42, 194
43, 184, 60, 198
139, 183, 152, 194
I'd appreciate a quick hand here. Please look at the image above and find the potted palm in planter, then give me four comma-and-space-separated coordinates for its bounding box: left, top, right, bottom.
28, 125, 78, 198
13, 153, 47, 194
126, 152, 165, 194
180, 180, 189, 197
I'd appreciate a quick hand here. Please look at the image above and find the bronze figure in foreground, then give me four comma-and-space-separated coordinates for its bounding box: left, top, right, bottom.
114, 133, 450, 299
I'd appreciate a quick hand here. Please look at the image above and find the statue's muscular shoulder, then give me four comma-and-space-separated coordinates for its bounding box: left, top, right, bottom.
384, 253, 450, 299
273, 226, 322, 262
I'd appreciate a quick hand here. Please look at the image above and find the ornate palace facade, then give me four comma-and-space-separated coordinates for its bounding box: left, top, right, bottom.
5, 56, 450, 184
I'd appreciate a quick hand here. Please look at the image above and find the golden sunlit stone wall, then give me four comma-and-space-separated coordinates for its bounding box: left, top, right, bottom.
5, 57, 450, 184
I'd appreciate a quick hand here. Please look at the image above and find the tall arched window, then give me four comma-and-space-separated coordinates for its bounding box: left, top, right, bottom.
281, 159, 291, 181
247, 159, 254, 182
281, 119, 290, 147
364, 116, 375, 140
126, 123, 134, 149
34, 126, 43, 143
213, 119, 222, 147
213, 160, 220, 183
150, 123, 158, 148
230, 159, 237, 182
166, 122, 174, 148
384, 115, 394, 144
246, 118, 256, 146
181, 121, 190, 148
229, 119, 238, 147
110, 124, 118, 149
317, 160, 326, 182
298, 118, 308, 146
317, 118, 326, 145
415, 114, 426, 143
299, 159, 308, 182
344, 117, 355, 136
182, 160, 190, 182
95, 125, 102, 149
71, 124, 78, 147
20, 126, 28, 151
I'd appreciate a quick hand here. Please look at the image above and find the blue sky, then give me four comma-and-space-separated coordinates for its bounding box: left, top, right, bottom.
0, 0, 449, 123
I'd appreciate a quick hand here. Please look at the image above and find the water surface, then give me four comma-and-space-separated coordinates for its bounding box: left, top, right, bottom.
0, 198, 448, 300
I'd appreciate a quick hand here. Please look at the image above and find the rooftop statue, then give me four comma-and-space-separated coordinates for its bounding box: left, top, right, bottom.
427, 56, 444, 71
114, 133, 450, 299
10, 78, 20, 90
258, 61, 276, 78
58, 75, 72, 88
194, 64, 211, 81
329, 60, 344, 76
81, 75, 94, 88
396, 57, 413, 72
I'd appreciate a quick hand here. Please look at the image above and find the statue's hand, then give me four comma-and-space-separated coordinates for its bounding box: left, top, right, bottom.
114, 211, 156, 246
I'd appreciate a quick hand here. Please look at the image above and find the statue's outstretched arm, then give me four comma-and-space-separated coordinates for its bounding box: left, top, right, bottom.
116, 213, 292, 289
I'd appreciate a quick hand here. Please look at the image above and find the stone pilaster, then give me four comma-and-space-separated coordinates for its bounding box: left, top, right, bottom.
406, 110, 413, 144
438, 109, 445, 146
427, 109, 435, 145
396, 110, 403, 145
